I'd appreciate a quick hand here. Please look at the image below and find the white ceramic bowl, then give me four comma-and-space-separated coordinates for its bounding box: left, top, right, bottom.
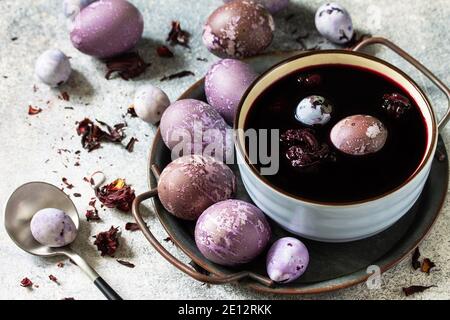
235, 42, 449, 242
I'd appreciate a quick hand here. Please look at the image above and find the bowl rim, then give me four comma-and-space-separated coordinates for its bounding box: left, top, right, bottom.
233, 49, 438, 207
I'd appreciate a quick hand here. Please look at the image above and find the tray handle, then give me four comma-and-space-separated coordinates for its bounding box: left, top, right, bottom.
131, 189, 273, 287
352, 36, 450, 131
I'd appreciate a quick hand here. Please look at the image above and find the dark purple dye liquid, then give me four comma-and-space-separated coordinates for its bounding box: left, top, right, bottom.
245, 64, 428, 203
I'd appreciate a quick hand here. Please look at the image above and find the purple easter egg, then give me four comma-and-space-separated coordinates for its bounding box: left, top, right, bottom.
223, 0, 289, 14
205, 59, 258, 124
159, 99, 233, 162
70, 0, 144, 58
266, 237, 309, 283
203, 0, 275, 58
158, 155, 236, 221
195, 200, 272, 266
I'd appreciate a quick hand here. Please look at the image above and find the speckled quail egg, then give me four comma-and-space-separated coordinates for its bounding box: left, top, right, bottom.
315, 2, 354, 44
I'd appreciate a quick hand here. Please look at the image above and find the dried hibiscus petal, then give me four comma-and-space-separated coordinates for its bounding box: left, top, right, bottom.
412, 247, 421, 270
160, 70, 194, 82
85, 208, 100, 221
125, 137, 138, 153
20, 277, 33, 287
125, 222, 140, 232
28, 105, 42, 115
76, 118, 126, 152
127, 105, 138, 117
49, 275, 59, 284
402, 285, 435, 296
116, 259, 135, 268
281, 129, 335, 168
382, 93, 411, 118
96, 179, 135, 212
421, 258, 436, 274
93, 226, 120, 257
156, 45, 174, 58
167, 21, 190, 47
104, 52, 151, 81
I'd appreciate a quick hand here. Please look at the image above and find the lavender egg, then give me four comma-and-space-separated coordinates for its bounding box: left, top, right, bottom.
315, 2, 353, 44
63, 0, 98, 19
195, 200, 271, 266
203, 0, 275, 58
70, 0, 144, 58
134, 85, 170, 124
223, 0, 289, 14
295, 95, 333, 126
30, 208, 77, 247
205, 59, 258, 124
266, 237, 309, 283
330, 115, 388, 155
160, 99, 233, 162
35, 49, 72, 87
158, 155, 236, 221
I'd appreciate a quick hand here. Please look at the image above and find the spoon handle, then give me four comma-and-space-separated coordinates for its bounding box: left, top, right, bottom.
94, 277, 122, 300
65, 249, 123, 300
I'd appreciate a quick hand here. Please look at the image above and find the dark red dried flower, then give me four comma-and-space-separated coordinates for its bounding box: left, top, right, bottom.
382, 92, 411, 118
96, 179, 135, 212
281, 129, 335, 168
125, 222, 140, 232
57, 262, 64, 268
104, 52, 151, 80
160, 70, 194, 81
116, 259, 135, 268
402, 285, 435, 296
85, 209, 100, 221
73, 193, 82, 198
49, 275, 58, 284
166, 21, 190, 47
76, 118, 126, 152
156, 45, 174, 58
20, 277, 33, 287
93, 226, 120, 257
28, 105, 42, 115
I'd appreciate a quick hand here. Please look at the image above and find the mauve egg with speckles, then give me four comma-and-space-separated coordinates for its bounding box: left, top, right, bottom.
203, 0, 275, 58
30, 208, 77, 247
195, 200, 272, 266
160, 99, 233, 162
70, 0, 144, 58
158, 155, 236, 221
330, 115, 388, 156
223, 0, 289, 14
205, 59, 258, 124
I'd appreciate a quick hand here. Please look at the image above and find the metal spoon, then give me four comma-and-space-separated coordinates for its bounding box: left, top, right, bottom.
4, 181, 122, 300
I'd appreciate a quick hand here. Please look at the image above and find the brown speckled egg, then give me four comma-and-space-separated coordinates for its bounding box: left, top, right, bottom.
202, 0, 275, 58
158, 155, 236, 221
330, 115, 388, 156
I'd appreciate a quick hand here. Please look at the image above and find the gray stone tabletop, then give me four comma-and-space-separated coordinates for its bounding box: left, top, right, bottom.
0, 0, 449, 300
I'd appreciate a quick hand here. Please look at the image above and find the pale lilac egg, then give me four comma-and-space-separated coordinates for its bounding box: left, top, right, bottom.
315, 2, 354, 44
134, 85, 170, 124
203, 0, 275, 58
195, 200, 271, 266
159, 99, 233, 162
205, 59, 258, 124
30, 208, 77, 247
295, 95, 333, 126
35, 49, 72, 87
266, 237, 309, 283
223, 0, 289, 14
158, 155, 236, 221
70, 0, 144, 58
